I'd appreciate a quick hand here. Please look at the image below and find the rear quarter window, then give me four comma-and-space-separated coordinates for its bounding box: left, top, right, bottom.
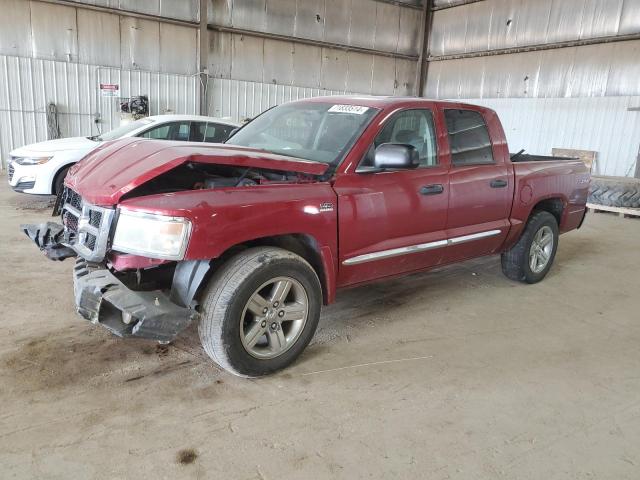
444, 109, 494, 166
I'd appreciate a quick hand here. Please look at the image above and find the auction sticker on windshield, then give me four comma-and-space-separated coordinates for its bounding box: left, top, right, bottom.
328, 104, 369, 114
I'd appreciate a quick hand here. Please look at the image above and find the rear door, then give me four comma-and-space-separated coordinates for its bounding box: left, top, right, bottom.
334, 107, 451, 287
440, 107, 513, 262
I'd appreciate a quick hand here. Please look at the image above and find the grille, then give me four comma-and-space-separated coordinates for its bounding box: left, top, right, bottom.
86, 233, 97, 250
89, 210, 103, 228
63, 210, 78, 240
66, 188, 82, 210
8, 164, 14, 182
60, 187, 114, 262
15, 181, 35, 190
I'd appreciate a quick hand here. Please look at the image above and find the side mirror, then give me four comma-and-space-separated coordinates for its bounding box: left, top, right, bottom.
374, 143, 420, 170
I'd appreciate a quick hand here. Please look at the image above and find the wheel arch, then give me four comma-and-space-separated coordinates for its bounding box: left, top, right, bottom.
51, 162, 75, 194
529, 196, 565, 227
192, 233, 334, 306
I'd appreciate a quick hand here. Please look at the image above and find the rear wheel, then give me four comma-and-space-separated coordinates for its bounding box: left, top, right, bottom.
198, 247, 322, 377
501, 210, 559, 284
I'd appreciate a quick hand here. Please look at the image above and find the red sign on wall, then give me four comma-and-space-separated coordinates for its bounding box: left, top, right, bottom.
100, 83, 119, 97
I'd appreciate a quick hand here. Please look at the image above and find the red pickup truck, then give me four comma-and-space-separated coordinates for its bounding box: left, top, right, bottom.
24, 96, 589, 377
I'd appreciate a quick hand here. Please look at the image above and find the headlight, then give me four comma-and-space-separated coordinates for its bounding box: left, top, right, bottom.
112, 209, 192, 260
14, 156, 53, 165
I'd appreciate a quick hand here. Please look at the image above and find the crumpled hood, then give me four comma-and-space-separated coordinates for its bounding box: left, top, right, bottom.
65, 138, 330, 206
10, 136, 98, 157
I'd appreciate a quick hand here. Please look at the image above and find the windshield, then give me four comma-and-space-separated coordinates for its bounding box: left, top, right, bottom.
95, 118, 155, 141
225, 102, 379, 164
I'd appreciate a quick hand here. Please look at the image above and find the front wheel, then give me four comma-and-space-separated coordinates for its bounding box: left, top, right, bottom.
198, 247, 322, 377
53, 165, 71, 195
501, 210, 559, 284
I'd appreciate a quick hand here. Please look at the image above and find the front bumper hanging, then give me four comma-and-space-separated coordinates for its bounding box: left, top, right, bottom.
22, 221, 200, 342
73, 259, 199, 342
21, 222, 76, 261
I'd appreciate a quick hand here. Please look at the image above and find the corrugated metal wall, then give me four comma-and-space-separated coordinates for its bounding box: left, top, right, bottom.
426, 0, 640, 177
430, 0, 640, 58
0, 54, 199, 167
426, 40, 640, 99
208, 77, 355, 120
207, 0, 421, 95
425, 0, 640, 98
0, 0, 199, 73
464, 96, 640, 177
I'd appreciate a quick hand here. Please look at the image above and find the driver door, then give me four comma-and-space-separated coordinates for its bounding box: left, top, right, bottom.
334, 108, 450, 287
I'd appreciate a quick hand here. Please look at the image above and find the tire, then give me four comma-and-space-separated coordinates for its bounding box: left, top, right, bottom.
588, 176, 640, 208
53, 166, 71, 195
198, 247, 322, 377
501, 210, 559, 284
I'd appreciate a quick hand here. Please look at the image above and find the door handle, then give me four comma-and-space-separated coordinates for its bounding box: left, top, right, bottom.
490, 179, 508, 188
420, 184, 444, 195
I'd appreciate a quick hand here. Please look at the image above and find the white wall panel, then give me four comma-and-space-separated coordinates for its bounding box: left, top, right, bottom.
349, 0, 377, 49
265, 0, 296, 37
263, 40, 294, 85
461, 96, 640, 177
73, 0, 199, 21
159, 0, 199, 22
77, 9, 121, 67
30, 2, 79, 62
292, 43, 322, 88
0, 0, 32, 58
321, 48, 348, 91
294, 0, 326, 42
159, 23, 198, 74
373, 2, 400, 53
231, 34, 264, 81
120, 17, 160, 71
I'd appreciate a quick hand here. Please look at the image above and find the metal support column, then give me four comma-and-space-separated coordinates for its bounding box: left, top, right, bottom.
199, 0, 208, 116
415, 0, 433, 97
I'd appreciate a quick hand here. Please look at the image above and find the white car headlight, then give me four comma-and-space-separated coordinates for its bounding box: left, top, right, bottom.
14, 156, 53, 165
112, 209, 192, 260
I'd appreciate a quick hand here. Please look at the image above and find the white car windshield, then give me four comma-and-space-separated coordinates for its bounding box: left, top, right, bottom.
225, 103, 379, 164
94, 118, 155, 141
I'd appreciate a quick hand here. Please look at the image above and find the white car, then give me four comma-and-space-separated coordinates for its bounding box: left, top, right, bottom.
7, 114, 240, 195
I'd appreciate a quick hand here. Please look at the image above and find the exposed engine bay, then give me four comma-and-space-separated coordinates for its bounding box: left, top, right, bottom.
121, 162, 318, 200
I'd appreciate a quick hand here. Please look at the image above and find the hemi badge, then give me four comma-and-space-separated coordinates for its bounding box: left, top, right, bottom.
319, 202, 334, 212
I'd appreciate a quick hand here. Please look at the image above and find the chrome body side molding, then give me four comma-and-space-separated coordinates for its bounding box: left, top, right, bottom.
342, 229, 502, 266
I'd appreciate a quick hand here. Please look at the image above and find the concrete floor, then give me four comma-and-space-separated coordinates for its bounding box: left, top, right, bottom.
1, 181, 639, 480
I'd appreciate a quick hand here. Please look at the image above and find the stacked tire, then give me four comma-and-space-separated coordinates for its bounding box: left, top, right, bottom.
588, 176, 640, 208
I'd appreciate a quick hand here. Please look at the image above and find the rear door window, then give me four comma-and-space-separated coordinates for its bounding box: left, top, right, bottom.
140, 121, 192, 141
190, 122, 207, 142
204, 123, 235, 143
444, 109, 494, 166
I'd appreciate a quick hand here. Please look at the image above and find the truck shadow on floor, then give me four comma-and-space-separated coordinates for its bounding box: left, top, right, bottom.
313, 256, 503, 346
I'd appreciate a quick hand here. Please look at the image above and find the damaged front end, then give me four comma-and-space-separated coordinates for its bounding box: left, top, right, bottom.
22, 187, 115, 262
21, 187, 207, 342
73, 259, 200, 342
